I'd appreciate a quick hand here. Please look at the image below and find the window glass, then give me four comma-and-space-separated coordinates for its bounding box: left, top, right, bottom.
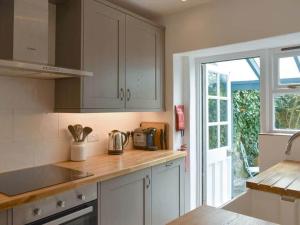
279, 56, 300, 85
220, 100, 228, 122
209, 126, 218, 150
220, 74, 228, 97
220, 125, 228, 147
209, 99, 218, 122
208, 72, 217, 96
274, 94, 300, 129
216, 59, 259, 82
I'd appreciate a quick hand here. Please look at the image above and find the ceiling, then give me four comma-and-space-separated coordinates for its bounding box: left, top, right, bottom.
107, 0, 211, 19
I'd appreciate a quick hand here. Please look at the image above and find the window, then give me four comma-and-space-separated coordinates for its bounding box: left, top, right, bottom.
206, 70, 230, 151
272, 49, 300, 131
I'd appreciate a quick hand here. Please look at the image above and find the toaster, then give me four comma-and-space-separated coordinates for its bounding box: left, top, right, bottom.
132, 127, 158, 150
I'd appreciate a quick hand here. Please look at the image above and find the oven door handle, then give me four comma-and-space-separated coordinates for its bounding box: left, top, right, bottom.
42, 206, 94, 225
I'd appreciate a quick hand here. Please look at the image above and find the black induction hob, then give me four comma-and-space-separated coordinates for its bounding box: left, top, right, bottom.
0, 165, 93, 196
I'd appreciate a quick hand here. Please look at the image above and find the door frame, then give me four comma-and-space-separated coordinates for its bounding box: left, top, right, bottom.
195, 50, 268, 207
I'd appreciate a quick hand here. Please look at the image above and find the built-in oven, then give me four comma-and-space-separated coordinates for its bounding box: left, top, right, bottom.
27, 200, 97, 225
13, 184, 98, 225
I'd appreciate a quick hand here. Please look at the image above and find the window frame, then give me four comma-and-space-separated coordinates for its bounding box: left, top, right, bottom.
270, 47, 300, 133
272, 48, 300, 90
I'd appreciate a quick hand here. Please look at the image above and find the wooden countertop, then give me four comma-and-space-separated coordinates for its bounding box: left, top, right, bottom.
167, 206, 277, 225
247, 160, 300, 198
0, 150, 186, 211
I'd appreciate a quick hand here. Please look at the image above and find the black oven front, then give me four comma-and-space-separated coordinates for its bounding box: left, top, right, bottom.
27, 200, 97, 225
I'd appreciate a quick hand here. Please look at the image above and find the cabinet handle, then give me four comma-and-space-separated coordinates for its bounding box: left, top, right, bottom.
127, 89, 131, 101
120, 88, 125, 101
57, 200, 66, 208
145, 175, 151, 189
33, 208, 42, 217
166, 162, 174, 167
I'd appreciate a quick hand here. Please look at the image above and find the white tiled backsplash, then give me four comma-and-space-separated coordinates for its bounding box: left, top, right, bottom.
0, 76, 142, 173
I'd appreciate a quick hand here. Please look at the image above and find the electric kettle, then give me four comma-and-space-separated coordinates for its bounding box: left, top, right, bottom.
108, 130, 129, 155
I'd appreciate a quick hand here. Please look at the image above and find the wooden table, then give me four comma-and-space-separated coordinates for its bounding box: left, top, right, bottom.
167, 206, 278, 225
247, 160, 300, 198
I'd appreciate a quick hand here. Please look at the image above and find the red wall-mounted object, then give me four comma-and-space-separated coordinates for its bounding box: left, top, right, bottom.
175, 105, 185, 134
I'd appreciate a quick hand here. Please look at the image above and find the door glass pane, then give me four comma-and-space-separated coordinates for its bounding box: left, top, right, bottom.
209, 126, 218, 150
274, 93, 300, 129
220, 74, 228, 97
220, 100, 228, 122
208, 72, 217, 96
220, 125, 228, 147
279, 56, 300, 85
209, 99, 218, 122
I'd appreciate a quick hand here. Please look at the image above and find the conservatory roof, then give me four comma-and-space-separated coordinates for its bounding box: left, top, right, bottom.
215, 57, 300, 83
215, 58, 260, 82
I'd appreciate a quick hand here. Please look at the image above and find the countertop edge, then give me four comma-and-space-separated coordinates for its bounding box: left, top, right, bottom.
246, 181, 300, 199
0, 151, 186, 211
246, 160, 300, 199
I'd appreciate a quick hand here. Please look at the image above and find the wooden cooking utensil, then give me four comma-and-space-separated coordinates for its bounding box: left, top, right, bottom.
68, 125, 78, 142
81, 127, 93, 142
74, 124, 83, 142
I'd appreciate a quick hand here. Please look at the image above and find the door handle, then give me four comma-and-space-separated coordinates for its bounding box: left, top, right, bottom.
120, 88, 124, 101
126, 89, 131, 101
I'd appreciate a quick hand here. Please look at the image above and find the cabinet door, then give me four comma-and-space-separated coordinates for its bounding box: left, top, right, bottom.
100, 169, 151, 225
152, 159, 185, 225
125, 16, 163, 110
83, 0, 126, 110
0, 210, 8, 225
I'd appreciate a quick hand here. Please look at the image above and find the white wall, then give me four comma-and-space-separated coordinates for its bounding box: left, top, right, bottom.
0, 76, 142, 173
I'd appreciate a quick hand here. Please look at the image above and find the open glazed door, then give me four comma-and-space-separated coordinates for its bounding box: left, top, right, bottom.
202, 63, 232, 207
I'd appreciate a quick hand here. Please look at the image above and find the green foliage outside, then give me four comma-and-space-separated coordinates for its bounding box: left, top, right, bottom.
233, 90, 260, 177
275, 94, 300, 129
232, 91, 300, 179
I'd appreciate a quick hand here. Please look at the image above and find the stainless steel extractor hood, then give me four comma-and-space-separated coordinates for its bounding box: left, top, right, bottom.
0, 59, 92, 79
0, 0, 93, 79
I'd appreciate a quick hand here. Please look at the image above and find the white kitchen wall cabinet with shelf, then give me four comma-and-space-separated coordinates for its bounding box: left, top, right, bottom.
54, 0, 165, 113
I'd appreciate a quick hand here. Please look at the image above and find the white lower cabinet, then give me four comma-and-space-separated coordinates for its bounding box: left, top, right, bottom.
223, 189, 300, 225
151, 158, 185, 225
99, 168, 151, 225
99, 159, 185, 225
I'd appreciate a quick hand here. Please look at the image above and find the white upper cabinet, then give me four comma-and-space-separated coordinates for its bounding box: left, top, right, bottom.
54, 0, 165, 112
125, 16, 163, 110
82, 0, 126, 110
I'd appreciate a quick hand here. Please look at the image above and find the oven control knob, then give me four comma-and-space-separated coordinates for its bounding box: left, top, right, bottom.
78, 194, 86, 201
33, 208, 42, 216
57, 200, 66, 208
